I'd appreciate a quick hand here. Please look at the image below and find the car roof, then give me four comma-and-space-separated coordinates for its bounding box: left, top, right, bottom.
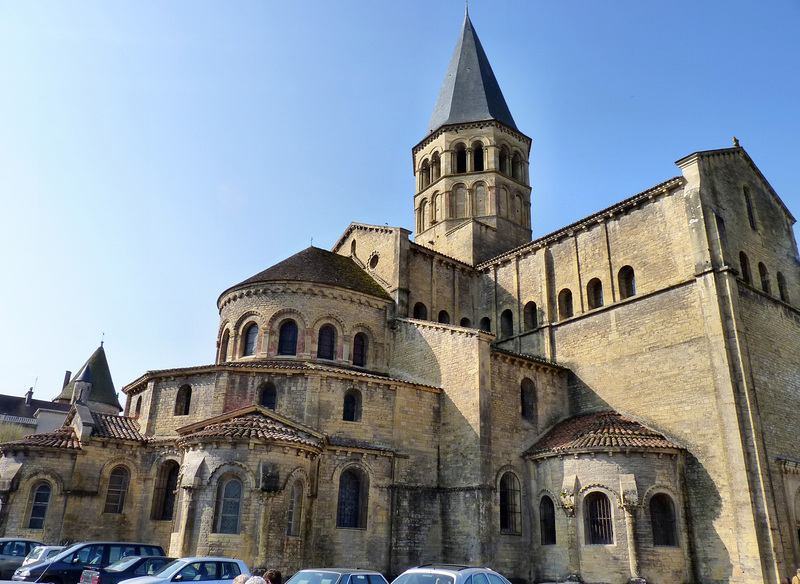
403, 567, 500, 575
296, 569, 384, 575
174, 558, 244, 562
0, 538, 42, 543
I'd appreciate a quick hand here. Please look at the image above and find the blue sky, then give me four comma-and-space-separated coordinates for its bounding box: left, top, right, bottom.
1, 1, 798, 403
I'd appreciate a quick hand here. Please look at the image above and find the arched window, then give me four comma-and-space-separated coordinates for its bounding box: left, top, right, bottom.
350, 239, 357, 256
558, 289, 573, 320
103, 466, 130, 514
499, 146, 509, 175
501, 309, 514, 338
739, 253, 751, 284
523, 302, 538, 330
521, 378, 536, 423
454, 185, 468, 218
420, 160, 431, 189
587, 278, 604, 309
413, 303, 428, 320
472, 141, 484, 172
460, 317, 472, 328
438, 310, 450, 324
497, 186, 508, 217
650, 493, 678, 547
259, 382, 277, 409
343, 389, 362, 422
480, 317, 491, 332
455, 144, 467, 174
151, 460, 179, 521
419, 199, 429, 231
584, 491, 613, 544
474, 183, 487, 216
278, 320, 298, 356
431, 153, 441, 180
352, 333, 368, 367
213, 476, 242, 534
174, 384, 191, 416
133, 397, 141, 418
433, 192, 444, 222
513, 193, 523, 222
777, 272, 789, 303
618, 265, 636, 299
759, 262, 771, 294
337, 468, 368, 528
219, 330, 230, 363
744, 186, 756, 230
27, 482, 51, 529
512, 153, 522, 181
499, 472, 521, 534
287, 481, 303, 537
318, 325, 337, 360
540, 496, 556, 545
243, 323, 258, 357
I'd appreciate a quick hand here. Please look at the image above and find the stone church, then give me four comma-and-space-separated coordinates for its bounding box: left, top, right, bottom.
1, 12, 799, 584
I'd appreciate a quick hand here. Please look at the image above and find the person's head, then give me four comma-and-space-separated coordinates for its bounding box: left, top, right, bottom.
232, 575, 249, 584
246, 577, 267, 584
265, 570, 282, 584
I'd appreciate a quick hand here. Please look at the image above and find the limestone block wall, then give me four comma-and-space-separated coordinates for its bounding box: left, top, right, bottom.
405, 246, 477, 325
138, 373, 220, 438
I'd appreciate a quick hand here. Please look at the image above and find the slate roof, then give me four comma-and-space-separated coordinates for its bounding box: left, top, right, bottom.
220, 246, 392, 303
527, 411, 681, 457
0, 426, 81, 451
55, 345, 122, 412
0, 394, 71, 421
428, 12, 517, 134
92, 413, 145, 441
177, 410, 323, 450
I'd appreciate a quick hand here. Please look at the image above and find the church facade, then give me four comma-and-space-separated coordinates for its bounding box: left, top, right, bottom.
2, 13, 800, 584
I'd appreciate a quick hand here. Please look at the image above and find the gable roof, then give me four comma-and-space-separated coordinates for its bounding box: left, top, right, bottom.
54, 345, 122, 412
91, 412, 145, 441
428, 12, 517, 134
0, 426, 81, 452
0, 393, 71, 423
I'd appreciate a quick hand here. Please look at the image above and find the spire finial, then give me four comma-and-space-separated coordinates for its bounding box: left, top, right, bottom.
733, 136, 740, 147
101, 332, 104, 347
465, 0, 469, 16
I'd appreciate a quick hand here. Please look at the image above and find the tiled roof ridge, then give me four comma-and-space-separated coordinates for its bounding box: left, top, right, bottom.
0, 426, 81, 451
91, 412, 146, 442
490, 347, 568, 371
176, 411, 323, 450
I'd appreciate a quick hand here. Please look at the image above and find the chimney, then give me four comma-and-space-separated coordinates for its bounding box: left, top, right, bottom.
25, 387, 33, 406
62, 370, 72, 389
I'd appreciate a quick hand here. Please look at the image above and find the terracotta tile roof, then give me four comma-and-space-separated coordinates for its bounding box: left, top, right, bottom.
92, 413, 145, 441
527, 411, 681, 457
0, 427, 81, 451
177, 412, 323, 450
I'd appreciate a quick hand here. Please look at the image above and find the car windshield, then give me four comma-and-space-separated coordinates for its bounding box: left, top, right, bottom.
392, 575, 454, 584
151, 560, 183, 577
106, 557, 142, 572
47, 543, 84, 563
285, 571, 343, 584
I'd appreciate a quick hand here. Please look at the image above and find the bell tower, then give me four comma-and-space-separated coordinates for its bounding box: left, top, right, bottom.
412, 12, 532, 266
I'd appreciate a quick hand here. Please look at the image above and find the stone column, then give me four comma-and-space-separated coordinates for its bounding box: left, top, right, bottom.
620, 475, 646, 584
175, 487, 195, 557
560, 487, 581, 581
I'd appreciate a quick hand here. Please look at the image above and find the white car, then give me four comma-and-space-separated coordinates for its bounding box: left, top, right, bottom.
119, 558, 249, 584
22, 546, 64, 567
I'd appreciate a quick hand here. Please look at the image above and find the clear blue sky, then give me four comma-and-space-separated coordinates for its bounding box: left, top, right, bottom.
1, 1, 798, 403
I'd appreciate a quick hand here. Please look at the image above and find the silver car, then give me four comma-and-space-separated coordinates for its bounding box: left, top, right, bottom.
23, 546, 64, 567
119, 558, 249, 584
286, 569, 388, 584
391, 566, 512, 584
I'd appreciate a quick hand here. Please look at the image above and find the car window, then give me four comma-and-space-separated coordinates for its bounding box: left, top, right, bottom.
486, 575, 507, 584
74, 545, 105, 566
108, 546, 137, 563
219, 562, 241, 579
393, 575, 454, 584
353, 575, 371, 584
153, 559, 181, 576
286, 571, 342, 584
472, 574, 489, 584
141, 546, 163, 557
107, 557, 141, 572
368, 576, 388, 584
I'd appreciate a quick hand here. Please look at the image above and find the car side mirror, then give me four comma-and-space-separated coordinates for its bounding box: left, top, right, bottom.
72, 558, 80, 564
174, 575, 183, 581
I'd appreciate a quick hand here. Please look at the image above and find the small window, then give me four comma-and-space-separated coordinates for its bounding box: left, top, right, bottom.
438, 310, 450, 324
650, 493, 678, 547
104, 466, 130, 514
27, 482, 51, 529
213, 477, 242, 534
460, 317, 472, 328
337, 468, 368, 528
472, 141, 484, 172
618, 266, 636, 299
523, 302, 538, 331
777, 272, 789, 303
174, 384, 191, 416
499, 472, 521, 534
351, 240, 357, 256
759, 262, 771, 294
479, 317, 491, 332
352, 333, 368, 367
744, 186, 756, 230
587, 278, 603, 309
420, 160, 431, 189
540, 496, 556, 545
739, 253, 751, 284
243, 323, 258, 356
259, 382, 277, 409
499, 146, 509, 175
278, 320, 299, 356
286, 481, 303, 537
521, 378, 536, 423
343, 389, 362, 422
558, 289, 573, 320
584, 491, 613, 544
219, 330, 230, 363
318, 325, 337, 360
512, 153, 522, 181
455, 144, 467, 174
413, 302, 428, 320
151, 460, 179, 521
501, 309, 514, 338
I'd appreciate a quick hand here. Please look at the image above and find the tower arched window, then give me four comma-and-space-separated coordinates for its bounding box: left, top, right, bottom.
174, 384, 191, 416
454, 185, 468, 218
497, 187, 508, 217
213, 476, 242, 534
350, 239, 357, 256
352, 333, 368, 367
27, 482, 51, 529
584, 491, 613, 544
499, 146, 509, 175
558, 289, 573, 320
472, 141, 484, 172
343, 389, 362, 422
413, 302, 428, 320
499, 472, 521, 534
431, 153, 441, 180
474, 183, 487, 216
501, 309, 514, 338
438, 310, 450, 324
521, 378, 536, 423
587, 278, 604, 309
455, 144, 467, 174
337, 468, 368, 528
259, 382, 277, 409
777, 272, 789, 303
420, 160, 431, 189
419, 199, 429, 232
523, 301, 538, 330
759, 262, 771, 294
104, 466, 130, 514
480, 317, 491, 332
219, 330, 230, 363
618, 265, 636, 299
739, 252, 751, 284
243, 323, 258, 357
512, 153, 522, 181
287, 481, 303, 537
318, 325, 337, 360
650, 493, 678, 546
460, 317, 472, 328
540, 496, 556, 545
278, 320, 298, 356
744, 186, 756, 230
151, 460, 179, 521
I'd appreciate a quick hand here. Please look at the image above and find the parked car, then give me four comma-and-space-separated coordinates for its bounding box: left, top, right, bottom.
0, 539, 43, 579
391, 565, 512, 584
12, 542, 165, 584
285, 569, 389, 584
118, 557, 249, 584
79, 556, 175, 584
23, 546, 65, 567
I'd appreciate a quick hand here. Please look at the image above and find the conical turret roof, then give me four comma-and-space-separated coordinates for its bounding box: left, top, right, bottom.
55, 345, 122, 412
428, 12, 517, 134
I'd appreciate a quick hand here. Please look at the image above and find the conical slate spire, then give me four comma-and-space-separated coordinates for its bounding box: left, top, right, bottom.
428, 13, 517, 134
55, 345, 122, 412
